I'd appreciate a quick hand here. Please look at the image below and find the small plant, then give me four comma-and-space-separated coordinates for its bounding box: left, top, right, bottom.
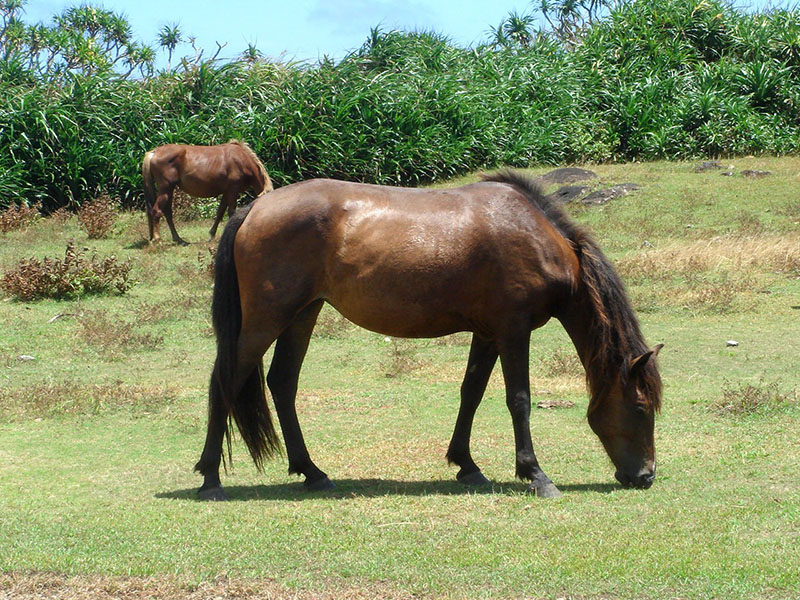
539, 348, 584, 377
174, 249, 217, 289
172, 189, 199, 221
0, 242, 135, 300
382, 337, 423, 378
713, 379, 798, 416
198, 246, 216, 279
313, 306, 353, 339
50, 208, 73, 225
172, 190, 220, 221
77, 193, 118, 239
0, 202, 41, 233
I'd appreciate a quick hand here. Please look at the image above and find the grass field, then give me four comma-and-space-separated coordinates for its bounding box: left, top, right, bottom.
1, 159, 799, 599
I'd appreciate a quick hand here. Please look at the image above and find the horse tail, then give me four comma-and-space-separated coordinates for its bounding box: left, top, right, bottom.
229, 138, 274, 195
210, 202, 281, 471
142, 151, 156, 209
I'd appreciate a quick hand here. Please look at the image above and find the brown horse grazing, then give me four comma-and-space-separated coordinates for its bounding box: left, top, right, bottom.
141, 140, 273, 245
194, 170, 663, 500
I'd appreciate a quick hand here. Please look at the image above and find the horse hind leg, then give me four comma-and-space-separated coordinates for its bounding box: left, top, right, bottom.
195, 360, 233, 500
208, 190, 238, 241
156, 186, 188, 246
266, 300, 333, 491
195, 322, 281, 500
446, 334, 498, 487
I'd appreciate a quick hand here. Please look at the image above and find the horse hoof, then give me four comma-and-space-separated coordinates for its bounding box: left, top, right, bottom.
197, 486, 228, 501
304, 476, 336, 491
457, 470, 491, 487
528, 481, 562, 498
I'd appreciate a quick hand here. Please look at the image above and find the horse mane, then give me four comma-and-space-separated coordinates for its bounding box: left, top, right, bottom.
482, 169, 661, 413
228, 139, 274, 193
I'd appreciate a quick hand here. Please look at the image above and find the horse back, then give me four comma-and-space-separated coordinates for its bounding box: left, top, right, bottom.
235, 179, 580, 338
147, 143, 262, 196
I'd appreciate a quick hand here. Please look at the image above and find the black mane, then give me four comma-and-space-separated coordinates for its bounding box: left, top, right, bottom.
482, 170, 661, 412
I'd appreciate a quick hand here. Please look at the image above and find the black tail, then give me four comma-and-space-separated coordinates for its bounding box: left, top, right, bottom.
210, 202, 281, 471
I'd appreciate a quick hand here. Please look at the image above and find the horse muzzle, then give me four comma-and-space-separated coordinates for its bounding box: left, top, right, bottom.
615, 465, 656, 489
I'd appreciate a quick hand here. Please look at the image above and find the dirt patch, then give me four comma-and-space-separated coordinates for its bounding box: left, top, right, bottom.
0, 572, 418, 600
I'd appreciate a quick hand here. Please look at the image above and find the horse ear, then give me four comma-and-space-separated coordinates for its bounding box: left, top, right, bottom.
629, 344, 664, 374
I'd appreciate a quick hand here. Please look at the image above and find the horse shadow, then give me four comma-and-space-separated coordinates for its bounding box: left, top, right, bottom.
156, 479, 619, 502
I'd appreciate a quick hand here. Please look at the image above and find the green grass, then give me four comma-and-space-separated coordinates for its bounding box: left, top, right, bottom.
1, 159, 799, 599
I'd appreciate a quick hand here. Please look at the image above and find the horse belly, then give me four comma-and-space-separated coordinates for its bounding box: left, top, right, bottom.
328, 296, 466, 338
323, 257, 484, 338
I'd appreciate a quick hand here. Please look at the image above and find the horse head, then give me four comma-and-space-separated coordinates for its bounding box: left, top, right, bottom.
588, 344, 663, 489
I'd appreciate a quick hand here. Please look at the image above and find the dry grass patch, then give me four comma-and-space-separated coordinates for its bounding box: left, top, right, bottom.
135, 296, 207, 324
620, 234, 800, 313
77, 309, 164, 358
619, 234, 800, 281
0, 381, 180, 421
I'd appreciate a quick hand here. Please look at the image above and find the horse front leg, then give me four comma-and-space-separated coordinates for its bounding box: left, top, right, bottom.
446, 334, 498, 486
498, 331, 562, 498
266, 301, 333, 491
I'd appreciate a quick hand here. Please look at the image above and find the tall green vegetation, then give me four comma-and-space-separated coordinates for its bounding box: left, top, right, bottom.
2, 0, 800, 210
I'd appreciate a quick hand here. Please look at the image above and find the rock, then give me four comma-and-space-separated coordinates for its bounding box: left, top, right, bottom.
741, 170, 771, 178
581, 183, 641, 205
694, 160, 723, 172
538, 167, 598, 184
546, 185, 589, 203
537, 399, 575, 409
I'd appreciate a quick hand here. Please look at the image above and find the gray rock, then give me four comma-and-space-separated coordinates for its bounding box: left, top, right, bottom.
741, 169, 771, 178
538, 167, 598, 184
581, 183, 641, 205
546, 185, 589, 203
694, 160, 723, 172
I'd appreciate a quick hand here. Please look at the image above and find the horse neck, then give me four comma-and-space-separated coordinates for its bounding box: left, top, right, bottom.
556, 288, 623, 406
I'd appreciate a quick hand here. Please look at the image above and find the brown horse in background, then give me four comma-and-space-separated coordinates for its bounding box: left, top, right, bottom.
194, 170, 664, 501
141, 140, 273, 245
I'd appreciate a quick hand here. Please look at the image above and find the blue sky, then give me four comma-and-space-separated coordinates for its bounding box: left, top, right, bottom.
23, 0, 779, 68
